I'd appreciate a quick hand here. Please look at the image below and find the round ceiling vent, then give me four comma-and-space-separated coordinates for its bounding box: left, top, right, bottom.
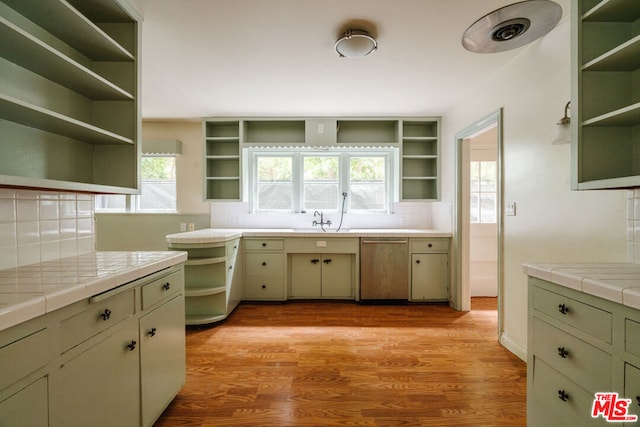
462, 0, 562, 53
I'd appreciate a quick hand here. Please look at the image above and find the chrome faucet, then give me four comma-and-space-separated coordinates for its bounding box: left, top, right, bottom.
312, 210, 332, 231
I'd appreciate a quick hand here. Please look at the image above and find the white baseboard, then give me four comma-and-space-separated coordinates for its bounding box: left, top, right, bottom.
500, 332, 527, 362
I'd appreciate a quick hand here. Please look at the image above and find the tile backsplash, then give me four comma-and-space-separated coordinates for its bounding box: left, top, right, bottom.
210, 201, 452, 232
0, 188, 95, 269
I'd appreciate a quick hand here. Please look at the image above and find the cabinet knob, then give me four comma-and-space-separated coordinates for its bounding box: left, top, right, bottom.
262, 262, 267, 266
228, 265, 233, 270
558, 304, 569, 315
416, 260, 421, 264
428, 243, 433, 248
127, 340, 137, 351
261, 284, 266, 289
148, 327, 157, 337
557, 346, 569, 358
311, 259, 320, 264
557, 390, 569, 402
636, 396, 640, 407
100, 308, 112, 321
262, 242, 267, 247
162, 282, 171, 291
324, 259, 332, 264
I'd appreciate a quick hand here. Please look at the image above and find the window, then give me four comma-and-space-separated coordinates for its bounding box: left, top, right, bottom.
303, 156, 339, 211
256, 156, 292, 211
96, 156, 177, 213
470, 161, 497, 223
249, 149, 394, 213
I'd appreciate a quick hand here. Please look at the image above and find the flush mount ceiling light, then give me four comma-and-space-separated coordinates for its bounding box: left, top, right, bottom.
462, 0, 562, 53
335, 30, 377, 58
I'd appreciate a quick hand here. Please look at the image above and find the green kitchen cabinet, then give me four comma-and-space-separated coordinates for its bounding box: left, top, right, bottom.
0, 0, 141, 193
0, 377, 48, 427
169, 238, 241, 324
0, 264, 186, 427
526, 276, 640, 426
202, 117, 441, 201
140, 295, 186, 427
52, 321, 141, 427
289, 253, 354, 299
410, 238, 450, 302
243, 238, 286, 300
572, 0, 640, 189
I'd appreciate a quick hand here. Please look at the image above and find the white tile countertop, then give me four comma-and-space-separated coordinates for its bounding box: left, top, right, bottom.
166, 228, 451, 244
523, 262, 640, 310
0, 251, 187, 332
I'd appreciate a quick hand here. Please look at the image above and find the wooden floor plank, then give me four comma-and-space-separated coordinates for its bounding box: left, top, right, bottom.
155, 298, 526, 426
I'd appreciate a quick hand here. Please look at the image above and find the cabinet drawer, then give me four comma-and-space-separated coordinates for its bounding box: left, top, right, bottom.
244, 238, 284, 251
245, 253, 284, 276
410, 238, 449, 253
244, 275, 284, 299
60, 289, 134, 352
533, 285, 612, 343
531, 357, 602, 426
626, 319, 640, 358
0, 328, 48, 390
285, 238, 359, 253
533, 318, 611, 392
141, 269, 184, 310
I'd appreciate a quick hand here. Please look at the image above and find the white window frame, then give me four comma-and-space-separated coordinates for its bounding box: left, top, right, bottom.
96, 154, 178, 214
247, 147, 396, 214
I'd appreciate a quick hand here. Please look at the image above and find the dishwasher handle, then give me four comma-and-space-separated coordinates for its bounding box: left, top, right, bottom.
361, 240, 408, 244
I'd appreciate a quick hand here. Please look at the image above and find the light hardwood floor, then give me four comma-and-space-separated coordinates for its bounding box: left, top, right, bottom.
155, 298, 526, 426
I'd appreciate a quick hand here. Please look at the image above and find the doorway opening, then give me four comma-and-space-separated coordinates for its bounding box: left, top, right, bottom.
454, 110, 503, 338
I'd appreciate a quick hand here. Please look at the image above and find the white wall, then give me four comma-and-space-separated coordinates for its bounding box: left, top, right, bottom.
442, 18, 627, 357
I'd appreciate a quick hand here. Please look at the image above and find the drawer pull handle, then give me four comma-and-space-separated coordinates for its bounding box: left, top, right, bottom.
262, 243, 267, 247
324, 259, 332, 264
311, 259, 320, 264
416, 260, 421, 264
148, 327, 157, 337
127, 340, 137, 351
557, 347, 569, 358
558, 390, 569, 402
162, 282, 171, 291
558, 304, 569, 315
262, 262, 267, 266
428, 243, 433, 248
100, 309, 112, 321
261, 284, 267, 289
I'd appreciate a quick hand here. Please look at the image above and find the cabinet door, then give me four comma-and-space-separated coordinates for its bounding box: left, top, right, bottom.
140, 295, 186, 427
411, 253, 448, 301
321, 254, 353, 298
625, 363, 640, 423
290, 254, 322, 297
0, 377, 48, 427
52, 322, 140, 427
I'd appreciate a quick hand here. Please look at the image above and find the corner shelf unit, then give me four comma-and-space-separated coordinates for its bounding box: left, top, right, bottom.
169, 238, 240, 325
401, 119, 440, 200
572, 0, 640, 189
0, 0, 141, 193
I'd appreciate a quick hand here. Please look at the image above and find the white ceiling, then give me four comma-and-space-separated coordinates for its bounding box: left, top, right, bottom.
129, 0, 570, 120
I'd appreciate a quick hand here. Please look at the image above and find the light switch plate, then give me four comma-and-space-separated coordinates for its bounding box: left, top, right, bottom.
506, 202, 516, 216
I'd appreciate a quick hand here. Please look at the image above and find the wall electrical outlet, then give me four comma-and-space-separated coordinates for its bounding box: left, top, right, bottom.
505, 202, 517, 217
179, 223, 186, 232
188, 223, 195, 231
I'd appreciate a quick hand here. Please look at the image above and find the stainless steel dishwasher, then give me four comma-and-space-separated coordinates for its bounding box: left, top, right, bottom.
360, 237, 409, 302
